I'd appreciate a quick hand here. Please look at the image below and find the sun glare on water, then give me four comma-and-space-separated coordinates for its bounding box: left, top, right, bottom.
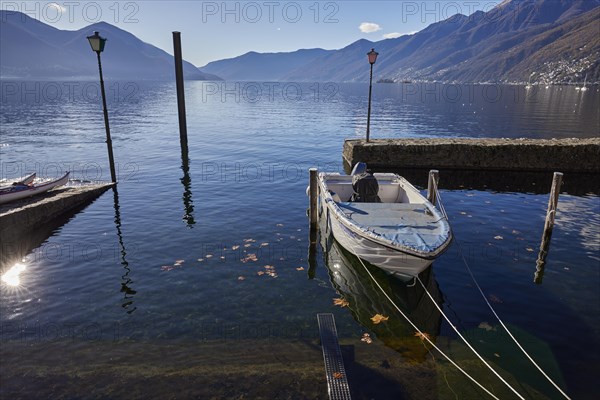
1, 263, 27, 287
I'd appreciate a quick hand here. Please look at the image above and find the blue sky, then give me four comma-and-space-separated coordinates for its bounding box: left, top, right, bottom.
3, 1, 502, 66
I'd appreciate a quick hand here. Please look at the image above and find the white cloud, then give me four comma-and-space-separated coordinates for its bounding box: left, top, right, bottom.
382, 32, 402, 39
47, 2, 67, 13
359, 22, 382, 33
382, 31, 416, 39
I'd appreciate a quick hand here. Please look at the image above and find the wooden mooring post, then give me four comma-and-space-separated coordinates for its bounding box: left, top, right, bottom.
427, 170, 439, 205
172, 32, 188, 150
534, 172, 563, 284
309, 168, 319, 235
308, 168, 319, 278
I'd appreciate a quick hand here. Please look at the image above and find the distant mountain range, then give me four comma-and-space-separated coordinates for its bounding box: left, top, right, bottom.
2, 0, 599, 83
0, 10, 220, 80
203, 0, 600, 84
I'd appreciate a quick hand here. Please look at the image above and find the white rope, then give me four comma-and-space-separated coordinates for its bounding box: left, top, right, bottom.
433, 178, 570, 399
453, 237, 572, 400
416, 275, 526, 399
431, 175, 449, 222
328, 213, 501, 399
434, 180, 570, 399
353, 253, 501, 400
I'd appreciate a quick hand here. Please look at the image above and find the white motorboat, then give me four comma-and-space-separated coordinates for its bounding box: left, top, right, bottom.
317, 164, 452, 278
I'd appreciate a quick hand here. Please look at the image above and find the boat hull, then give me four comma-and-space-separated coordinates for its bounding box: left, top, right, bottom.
322, 201, 434, 277
0, 172, 70, 205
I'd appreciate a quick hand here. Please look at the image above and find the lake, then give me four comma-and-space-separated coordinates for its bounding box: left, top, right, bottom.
1, 81, 599, 399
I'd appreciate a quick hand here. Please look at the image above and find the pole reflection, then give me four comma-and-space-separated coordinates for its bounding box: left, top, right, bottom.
112, 186, 136, 314
180, 139, 195, 228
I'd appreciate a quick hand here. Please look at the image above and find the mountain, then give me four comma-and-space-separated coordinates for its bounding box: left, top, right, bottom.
0, 11, 220, 80
200, 48, 334, 81
222, 0, 600, 83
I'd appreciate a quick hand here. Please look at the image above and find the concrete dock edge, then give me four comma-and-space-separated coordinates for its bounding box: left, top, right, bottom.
0, 183, 114, 242
343, 138, 600, 172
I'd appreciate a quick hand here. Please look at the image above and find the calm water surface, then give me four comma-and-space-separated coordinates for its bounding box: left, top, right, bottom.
1, 81, 599, 399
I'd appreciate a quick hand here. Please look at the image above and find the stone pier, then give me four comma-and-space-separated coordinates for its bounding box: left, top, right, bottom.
343, 138, 600, 172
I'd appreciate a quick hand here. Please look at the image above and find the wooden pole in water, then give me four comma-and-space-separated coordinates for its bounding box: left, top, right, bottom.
172, 32, 188, 149
309, 168, 319, 236
427, 170, 439, 205
534, 172, 563, 284
542, 172, 563, 234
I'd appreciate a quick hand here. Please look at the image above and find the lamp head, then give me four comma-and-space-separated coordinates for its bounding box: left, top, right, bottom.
87, 31, 106, 53
367, 48, 379, 65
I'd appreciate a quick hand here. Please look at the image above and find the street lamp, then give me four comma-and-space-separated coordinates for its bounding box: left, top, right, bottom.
87, 31, 117, 183
366, 48, 379, 142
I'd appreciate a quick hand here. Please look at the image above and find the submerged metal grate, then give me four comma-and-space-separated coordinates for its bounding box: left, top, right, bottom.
317, 313, 352, 400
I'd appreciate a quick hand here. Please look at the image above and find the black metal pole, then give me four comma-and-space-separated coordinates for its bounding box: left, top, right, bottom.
96, 51, 117, 183
366, 63, 374, 142
172, 32, 188, 150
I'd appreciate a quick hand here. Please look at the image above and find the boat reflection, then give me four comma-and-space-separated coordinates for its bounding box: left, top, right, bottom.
321, 231, 443, 363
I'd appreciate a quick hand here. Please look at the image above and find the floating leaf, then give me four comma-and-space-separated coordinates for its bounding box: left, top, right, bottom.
257, 271, 265, 276
512, 230, 520, 235
494, 235, 503, 240
360, 333, 373, 344
478, 322, 495, 331
488, 294, 503, 303
220, 256, 226, 260
460, 211, 467, 215
237, 276, 245, 281
205, 254, 213, 258
526, 247, 534, 252
276, 223, 284, 227
241, 254, 258, 263
260, 242, 269, 247
174, 259, 185, 265
161, 265, 174, 271
197, 258, 204, 262
232, 245, 240, 250
370, 314, 389, 324
243, 239, 256, 243
296, 267, 305, 271
414, 331, 431, 341
333, 298, 349, 307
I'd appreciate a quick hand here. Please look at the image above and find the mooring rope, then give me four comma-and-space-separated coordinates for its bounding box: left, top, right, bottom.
415, 275, 526, 399
352, 252, 501, 400
452, 237, 572, 400
329, 212, 501, 399
433, 181, 572, 400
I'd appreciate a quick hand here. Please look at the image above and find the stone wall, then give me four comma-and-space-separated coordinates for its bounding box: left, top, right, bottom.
343, 138, 600, 172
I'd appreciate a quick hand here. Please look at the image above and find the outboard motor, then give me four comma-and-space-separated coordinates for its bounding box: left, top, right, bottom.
351, 162, 368, 176
351, 172, 381, 202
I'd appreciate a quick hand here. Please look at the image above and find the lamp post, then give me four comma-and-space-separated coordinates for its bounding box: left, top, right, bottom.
87, 31, 117, 183
366, 48, 379, 142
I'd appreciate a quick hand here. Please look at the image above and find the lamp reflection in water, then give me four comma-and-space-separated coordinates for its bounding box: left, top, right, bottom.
1, 262, 26, 287
112, 186, 137, 313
